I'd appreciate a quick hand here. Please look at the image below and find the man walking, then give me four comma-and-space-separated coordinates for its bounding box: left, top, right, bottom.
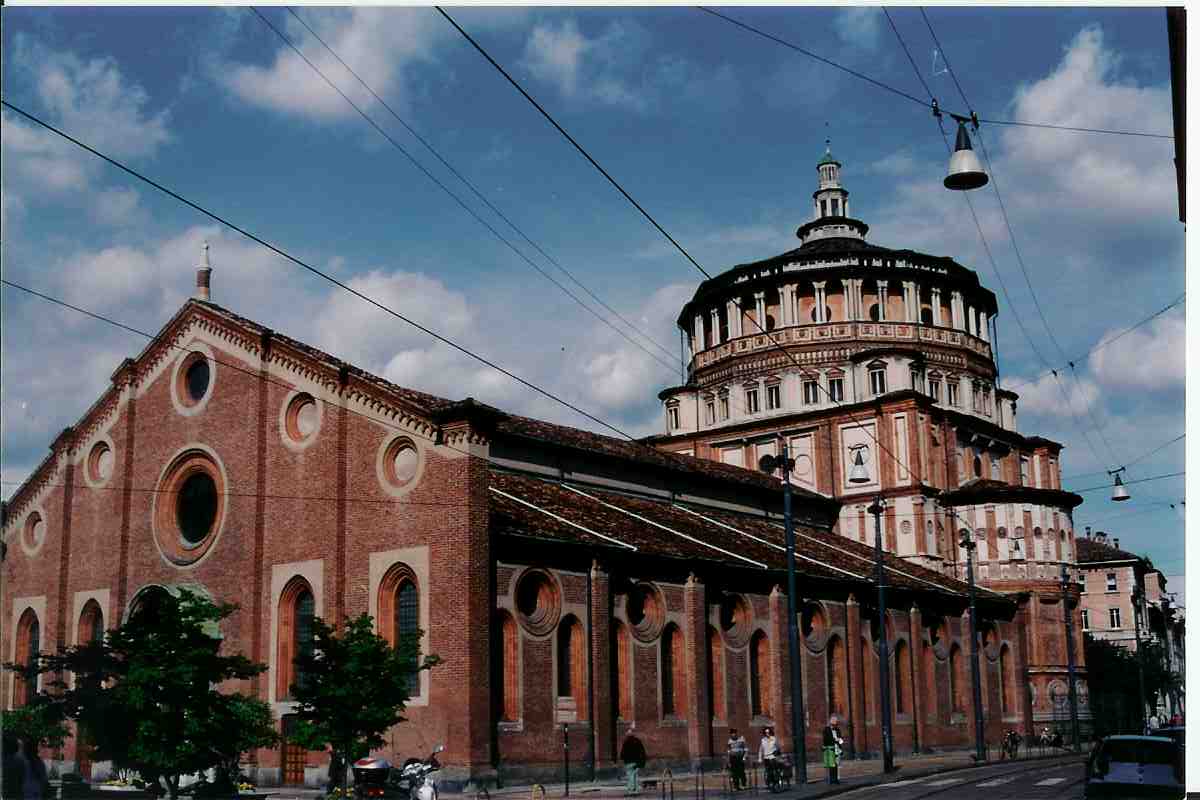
621, 725, 647, 796
822, 716, 844, 784
758, 727, 779, 788
727, 728, 748, 790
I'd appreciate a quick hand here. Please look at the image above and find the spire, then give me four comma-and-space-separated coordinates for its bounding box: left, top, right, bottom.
818, 137, 837, 166
195, 241, 212, 301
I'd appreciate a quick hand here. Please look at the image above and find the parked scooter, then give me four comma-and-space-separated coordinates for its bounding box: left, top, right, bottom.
398, 745, 445, 800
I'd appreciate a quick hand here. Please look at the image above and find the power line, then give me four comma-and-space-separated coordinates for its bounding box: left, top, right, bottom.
279, 6, 680, 371
1070, 471, 1185, 495
247, 8, 679, 382
1001, 293, 1185, 391
1063, 433, 1185, 482
0, 99, 636, 443
695, 6, 1173, 140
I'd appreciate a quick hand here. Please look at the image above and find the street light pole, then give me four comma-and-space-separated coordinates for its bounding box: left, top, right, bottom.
868, 496, 895, 773
1060, 563, 1082, 752
959, 530, 986, 762
759, 439, 807, 783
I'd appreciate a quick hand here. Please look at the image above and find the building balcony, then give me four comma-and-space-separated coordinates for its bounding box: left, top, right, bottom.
689, 319, 992, 373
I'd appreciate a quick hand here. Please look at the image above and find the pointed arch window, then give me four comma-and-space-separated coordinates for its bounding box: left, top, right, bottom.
557, 615, 587, 720
750, 631, 771, 718
827, 635, 847, 718
894, 639, 911, 715
277, 578, 316, 700
614, 621, 632, 720
949, 644, 965, 712
79, 600, 104, 646
497, 611, 519, 722
708, 626, 725, 722
379, 564, 421, 694
13, 609, 40, 708
662, 623, 685, 718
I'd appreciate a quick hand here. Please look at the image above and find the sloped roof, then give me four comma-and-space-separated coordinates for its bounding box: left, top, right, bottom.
1076, 536, 1149, 566
490, 469, 1013, 609
939, 478, 1083, 510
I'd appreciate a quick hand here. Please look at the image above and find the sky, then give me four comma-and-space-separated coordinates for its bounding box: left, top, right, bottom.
0, 4, 1185, 581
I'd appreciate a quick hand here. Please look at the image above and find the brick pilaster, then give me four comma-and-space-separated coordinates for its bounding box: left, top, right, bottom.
908, 606, 923, 752
683, 574, 710, 762
590, 562, 614, 766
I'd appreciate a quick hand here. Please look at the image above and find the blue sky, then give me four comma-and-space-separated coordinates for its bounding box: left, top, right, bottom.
0, 5, 1184, 582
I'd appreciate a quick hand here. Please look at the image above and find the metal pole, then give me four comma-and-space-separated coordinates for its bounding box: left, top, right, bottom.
780, 438, 809, 783
869, 496, 894, 773
1133, 589, 1149, 733
961, 531, 986, 762
1060, 563, 1081, 752
563, 723, 570, 797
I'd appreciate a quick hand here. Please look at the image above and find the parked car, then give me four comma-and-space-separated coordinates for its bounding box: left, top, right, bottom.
1084, 735, 1183, 798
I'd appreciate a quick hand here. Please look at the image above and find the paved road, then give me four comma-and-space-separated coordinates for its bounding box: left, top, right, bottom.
830, 759, 1086, 800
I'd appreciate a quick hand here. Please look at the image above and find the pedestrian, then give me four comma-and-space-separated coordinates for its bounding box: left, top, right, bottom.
727, 728, 748, 790
822, 715, 844, 784
3, 735, 24, 798
620, 724, 646, 796
20, 739, 47, 800
758, 727, 779, 788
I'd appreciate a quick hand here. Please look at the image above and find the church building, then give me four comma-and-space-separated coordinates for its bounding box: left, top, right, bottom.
3, 147, 1083, 788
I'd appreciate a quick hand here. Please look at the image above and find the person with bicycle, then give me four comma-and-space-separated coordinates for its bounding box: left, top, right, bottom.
758, 727, 780, 790
727, 728, 748, 790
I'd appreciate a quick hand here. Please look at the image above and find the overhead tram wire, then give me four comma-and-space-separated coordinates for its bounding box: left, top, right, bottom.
280, 6, 680, 370
878, 12, 1112, 475
694, 7, 1173, 141
436, 6, 1060, 553
0, 99, 637, 443
1002, 293, 1185, 391
247, 8, 680, 383
1063, 433, 1186, 483
920, 6, 1126, 471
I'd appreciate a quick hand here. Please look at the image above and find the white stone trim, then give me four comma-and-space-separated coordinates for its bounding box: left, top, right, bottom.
270, 559, 324, 707
9, 595, 47, 705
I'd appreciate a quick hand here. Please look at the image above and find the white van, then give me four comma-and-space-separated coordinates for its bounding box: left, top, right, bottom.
1084, 735, 1183, 798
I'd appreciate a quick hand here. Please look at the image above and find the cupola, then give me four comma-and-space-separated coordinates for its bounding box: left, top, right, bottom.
797, 139, 868, 245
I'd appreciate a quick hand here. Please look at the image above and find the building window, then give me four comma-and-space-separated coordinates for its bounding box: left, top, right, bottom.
498, 611, 519, 722
705, 397, 716, 425
828, 377, 845, 403
894, 639, 911, 714
869, 303, 881, 322
277, 578, 316, 700
1106, 573, 1118, 592
708, 626, 725, 722
14, 609, 40, 708
719, 394, 730, 421
982, 387, 992, 416
947, 381, 959, 407
1020, 457, 1030, 486
746, 387, 760, 414
803, 380, 820, 405
1081, 610, 1090, 630
869, 365, 887, 396
821, 199, 829, 216
999, 644, 1013, 713
557, 615, 587, 719
662, 623, 685, 718
911, 369, 924, 393
750, 631, 770, 718
827, 636, 848, 717
928, 377, 941, 402
667, 405, 680, 430
832, 198, 841, 216
615, 621, 632, 720
1109, 608, 1122, 629
79, 600, 104, 646
972, 383, 982, 412
949, 644, 964, 712
766, 384, 781, 410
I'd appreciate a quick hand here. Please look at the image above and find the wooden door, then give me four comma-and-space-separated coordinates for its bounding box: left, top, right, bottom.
282, 715, 306, 785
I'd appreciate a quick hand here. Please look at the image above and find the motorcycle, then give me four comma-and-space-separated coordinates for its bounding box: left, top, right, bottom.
398, 745, 445, 800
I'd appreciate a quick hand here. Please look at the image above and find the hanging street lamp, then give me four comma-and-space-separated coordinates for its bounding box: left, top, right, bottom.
944, 115, 989, 192
1109, 467, 1132, 502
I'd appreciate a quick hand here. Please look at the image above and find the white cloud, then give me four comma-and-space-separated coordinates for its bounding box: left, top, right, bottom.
522, 19, 591, 98
1009, 370, 1101, 419
865, 150, 920, 177
1088, 310, 1185, 391
834, 7, 882, 50
221, 8, 442, 120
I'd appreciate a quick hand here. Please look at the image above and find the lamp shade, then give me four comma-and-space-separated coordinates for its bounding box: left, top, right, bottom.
1111, 472, 1131, 502
944, 122, 989, 191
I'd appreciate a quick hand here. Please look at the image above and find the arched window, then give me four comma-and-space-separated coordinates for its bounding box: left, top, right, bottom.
921, 307, 933, 326
869, 303, 881, 322
923, 641, 937, 721
661, 623, 685, 718
708, 626, 724, 722
614, 621, 632, 720
129, 585, 171, 625
750, 631, 770, 718
999, 644, 1013, 714
379, 564, 421, 693
827, 635, 847, 718
861, 636, 876, 723
78, 600, 103, 646
277, 578, 315, 700
13, 609, 40, 708
498, 611, 519, 722
949, 644, 964, 712
894, 640, 911, 715
557, 615, 587, 720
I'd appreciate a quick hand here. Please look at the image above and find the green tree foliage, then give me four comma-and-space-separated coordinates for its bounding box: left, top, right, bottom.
1085, 634, 1176, 735
6, 590, 277, 798
287, 614, 440, 794
0, 697, 70, 750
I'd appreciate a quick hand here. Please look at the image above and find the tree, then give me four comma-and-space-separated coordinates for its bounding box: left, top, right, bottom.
287, 614, 440, 796
9, 590, 277, 798
0, 696, 70, 750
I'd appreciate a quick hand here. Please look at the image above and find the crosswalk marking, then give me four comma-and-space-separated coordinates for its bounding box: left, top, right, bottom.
1035, 777, 1067, 786
880, 779, 923, 787
924, 778, 962, 787
976, 776, 1018, 787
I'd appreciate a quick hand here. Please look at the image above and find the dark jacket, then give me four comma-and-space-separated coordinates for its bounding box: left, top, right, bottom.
822, 726, 842, 748
620, 735, 647, 768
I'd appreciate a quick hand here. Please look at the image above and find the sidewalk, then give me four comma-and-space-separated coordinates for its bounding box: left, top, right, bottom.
258, 748, 1085, 800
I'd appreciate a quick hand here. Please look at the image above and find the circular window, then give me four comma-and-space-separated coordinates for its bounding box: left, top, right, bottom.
285, 393, 320, 443
514, 569, 560, 636
22, 512, 46, 554
177, 473, 218, 546
181, 355, 210, 404
153, 449, 226, 566
719, 593, 752, 648
801, 602, 827, 650
626, 583, 665, 643
88, 441, 114, 483
381, 438, 420, 490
